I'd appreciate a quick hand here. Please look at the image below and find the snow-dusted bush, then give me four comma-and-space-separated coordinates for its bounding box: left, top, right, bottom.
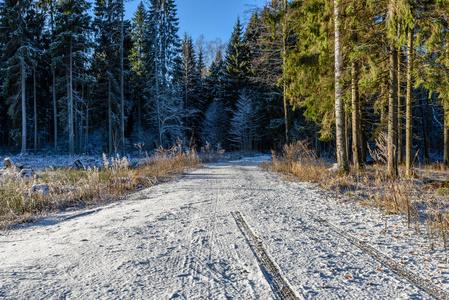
229, 92, 262, 152
201, 100, 230, 149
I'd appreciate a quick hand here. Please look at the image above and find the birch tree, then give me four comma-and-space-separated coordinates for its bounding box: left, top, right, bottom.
334, 0, 349, 174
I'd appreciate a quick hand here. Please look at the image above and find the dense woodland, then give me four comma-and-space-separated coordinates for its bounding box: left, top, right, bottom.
0, 0, 448, 174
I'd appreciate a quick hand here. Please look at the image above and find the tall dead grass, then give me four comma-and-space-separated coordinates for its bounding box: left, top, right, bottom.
267, 140, 327, 182
0, 140, 200, 229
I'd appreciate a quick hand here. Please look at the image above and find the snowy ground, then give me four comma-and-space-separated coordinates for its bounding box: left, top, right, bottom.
0, 154, 108, 170
1, 155, 448, 299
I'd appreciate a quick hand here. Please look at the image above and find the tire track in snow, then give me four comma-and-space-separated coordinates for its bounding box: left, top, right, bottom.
207, 166, 260, 299
310, 213, 449, 300
231, 211, 302, 300
233, 164, 432, 298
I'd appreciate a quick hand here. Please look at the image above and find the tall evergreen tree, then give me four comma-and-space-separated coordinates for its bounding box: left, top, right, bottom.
144, 0, 182, 146
180, 33, 202, 140
223, 17, 251, 111
52, 0, 91, 155
285, 0, 336, 141
129, 1, 147, 138
0, 0, 40, 154
229, 91, 261, 152
251, 1, 295, 144
37, 0, 58, 153
92, 0, 122, 154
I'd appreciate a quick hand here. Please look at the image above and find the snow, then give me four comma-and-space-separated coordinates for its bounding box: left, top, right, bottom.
1, 154, 105, 170
0, 155, 446, 299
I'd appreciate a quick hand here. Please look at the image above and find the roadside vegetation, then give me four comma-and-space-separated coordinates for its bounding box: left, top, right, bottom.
0, 140, 201, 229
265, 140, 449, 250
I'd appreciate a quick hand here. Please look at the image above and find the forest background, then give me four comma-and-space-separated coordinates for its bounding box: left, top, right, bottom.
1, 0, 449, 177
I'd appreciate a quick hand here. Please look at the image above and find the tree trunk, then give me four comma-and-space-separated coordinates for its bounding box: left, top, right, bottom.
334, 0, 349, 174
444, 41, 449, 166
406, 28, 414, 176
34, 66, 38, 152
282, 0, 290, 143
360, 101, 367, 162
345, 105, 350, 163
21, 58, 26, 155
445, 108, 449, 166
68, 40, 75, 155
50, 1, 57, 154
79, 81, 84, 154
120, 0, 125, 156
397, 48, 404, 164
421, 89, 430, 164
53, 68, 57, 154
388, 44, 398, 178
156, 55, 162, 146
85, 99, 89, 154
351, 60, 361, 169
108, 78, 112, 155
137, 96, 141, 134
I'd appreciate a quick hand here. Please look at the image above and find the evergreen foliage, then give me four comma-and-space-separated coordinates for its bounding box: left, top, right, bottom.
223, 17, 252, 110
51, 0, 91, 155
143, 0, 182, 147
180, 33, 202, 140
0, 0, 42, 154
0, 0, 446, 167
229, 91, 262, 152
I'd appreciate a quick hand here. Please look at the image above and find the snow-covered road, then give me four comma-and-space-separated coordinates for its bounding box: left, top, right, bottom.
0, 157, 439, 299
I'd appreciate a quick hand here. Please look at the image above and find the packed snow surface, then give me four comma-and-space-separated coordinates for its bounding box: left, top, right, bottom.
1, 155, 447, 299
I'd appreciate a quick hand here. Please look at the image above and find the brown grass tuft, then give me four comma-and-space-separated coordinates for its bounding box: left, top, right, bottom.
266, 140, 327, 182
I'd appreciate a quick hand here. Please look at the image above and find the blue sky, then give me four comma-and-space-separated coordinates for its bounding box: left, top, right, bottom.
125, 0, 266, 43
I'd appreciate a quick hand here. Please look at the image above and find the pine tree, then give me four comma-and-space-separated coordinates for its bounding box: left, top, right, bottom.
201, 100, 229, 149
284, 0, 336, 141
144, 0, 182, 146
0, 0, 40, 154
37, 0, 58, 153
223, 17, 251, 111
230, 91, 261, 152
129, 1, 147, 138
52, 0, 91, 155
180, 33, 202, 140
197, 45, 206, 78
251, 1, 295, 144
92, 0, 122, 154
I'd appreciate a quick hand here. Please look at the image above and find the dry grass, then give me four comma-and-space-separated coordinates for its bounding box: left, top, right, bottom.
267, 140, 449, 249
266, 140, 327, 182
0, 140, 200, 229
200, 142, 226, 163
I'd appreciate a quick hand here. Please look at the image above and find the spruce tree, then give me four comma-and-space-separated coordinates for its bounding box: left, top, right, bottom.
144, 0, 182, 146
52, 0, 91, 155
230, 91, 261, 152
0, 0, 40, 154
284, 0, 335, 140
252, 1, 295, 144
130, 1, 147, 137
92, 0, 122, 154
37, 0, 58, 153
180, 33, 202, 140
223, 17, 251, 111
